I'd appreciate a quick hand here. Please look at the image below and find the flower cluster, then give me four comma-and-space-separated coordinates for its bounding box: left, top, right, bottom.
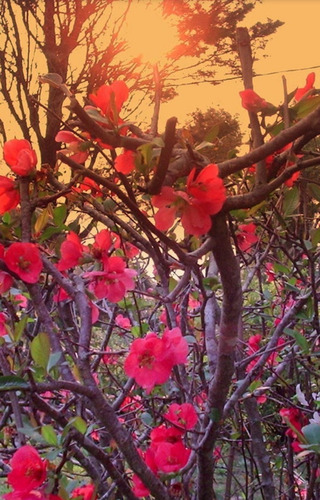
5, 445, 96, 500
132, 403, 197, 497
55, 229, 137, 303
124, 327, 188, 393
152, 163, 226, 236
279, 407, 308, 452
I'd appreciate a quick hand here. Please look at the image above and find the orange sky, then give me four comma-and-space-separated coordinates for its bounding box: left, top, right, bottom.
154, 0, 320, 130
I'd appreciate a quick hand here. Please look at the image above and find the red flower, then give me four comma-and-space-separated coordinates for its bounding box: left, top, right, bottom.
152, 164, 226, 237
57, 232, 87, 271
236, 223, 258, 252
0, 270, 13, 293
73, 177, 102, 197
153, 441, 191, 473
162, 327, 188, 366
239, 89, 268, 112
152, 187, 213, 237
279, 407, 308, 452
0, 312, 8, 337
164, 403, 198, 430
186, 163, 226, 214
124, 333, 173, 393
3, 139, 37, 176
7, 445, 47, 493
89, 81, 129, 123
5, 243, 43, 283
0, 176, 20, 214
91, 229, 112, 261
71, 483, 96, 500
84, 256, 136, 302
114, 150, 136, 174
55, 130, 89, 164
115, 314, 131, 330
294, 72, 315, 102
124, 328, 188, 393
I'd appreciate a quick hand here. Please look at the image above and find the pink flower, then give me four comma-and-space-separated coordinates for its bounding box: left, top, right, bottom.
71, 483, 96, 500
73, 177, 102, 197
163, 403, 198, 430
55, 130, 89, 163
115, 314, 131, 329
124, 333, 173, 393
236, 223, 258, 252
7, 445, 47, 493
0, 312, 8, 336
152, 187, 213, 237
5, 243, 43, 283
57, 232, 87, 271
84, 256, 136, 303
153, 441, 191, 473
239, 89, 268, 112
294, 72, 315, 102
124, 328, 188, 393
0, 176, 20, 214
0, 270, 13, 293
3, 139, 37, 176
152, 164, 226, 237
114, 150, 136, 174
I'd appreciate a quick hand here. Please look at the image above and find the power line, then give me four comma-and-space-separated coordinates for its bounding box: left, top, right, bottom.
165, 64, 320, 87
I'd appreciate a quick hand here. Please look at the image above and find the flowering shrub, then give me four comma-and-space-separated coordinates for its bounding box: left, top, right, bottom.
0, 57, 319, 500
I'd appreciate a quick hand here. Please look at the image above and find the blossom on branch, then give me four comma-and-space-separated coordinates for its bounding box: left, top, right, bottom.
294, 72, 315, 102
0, 176, 20, 214
84, 256, 137, 303
7, 445, 47, 493
163, 403, 198, 430
124, 328, 188, 393
3, 139, 37, 176
57, 232, 88, 271
55, 130, 90, 164
89, 81, 129, 124
114, 149, 136, 174
239, 89, 268, 112
5, 242, 43, 283
236, 223, 258, 252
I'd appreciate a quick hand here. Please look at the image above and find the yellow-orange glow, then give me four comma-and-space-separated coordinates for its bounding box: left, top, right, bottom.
123, 2, 179, 64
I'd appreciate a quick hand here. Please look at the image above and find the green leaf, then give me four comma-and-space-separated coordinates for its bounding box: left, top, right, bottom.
195, 141, 214, 151
284, 328, 310, 354
69, 416, 87, 434
39, 73, 63, 87
13, 315, 28, 342
53, 205, 67, 226
31, 332, 51, 370
38, 226, 65, 243
283, 186, 299, 217
309, 183, 320, 202
47, 352, 62, 372
311, 228, 320, 247
302, 423, 320, 445
293, 95, 320, 119
85, 107, 112, 125
0, 375, 29, 391
42, 424, 58, 446
184, 335, 198, 344
137, 143, 153, 168
141, 412, 153, 426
